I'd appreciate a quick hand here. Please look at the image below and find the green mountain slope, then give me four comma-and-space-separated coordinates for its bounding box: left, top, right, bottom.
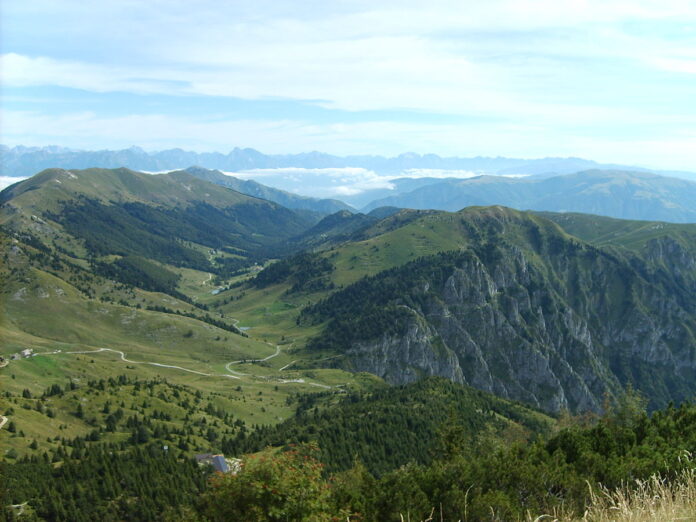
274, 210, 379, 255
0, 228, 376, 461
246, 207, 696, 413
3, 165, 696, 521
537, 212, 696, 300
0, 168, 313, 277
3, 163, 696, 469
538, 211, 696, 254
0, 169, 378, 451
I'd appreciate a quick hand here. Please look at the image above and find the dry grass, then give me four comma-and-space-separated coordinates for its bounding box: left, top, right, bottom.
532, 467, 696, 522
402, 466, 696, 522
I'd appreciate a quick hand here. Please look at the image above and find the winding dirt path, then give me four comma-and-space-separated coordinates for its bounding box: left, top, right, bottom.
31, 343, 336, 389
225, 344, 281, 368
279, 360, 297, 371
34, 348, 240, 379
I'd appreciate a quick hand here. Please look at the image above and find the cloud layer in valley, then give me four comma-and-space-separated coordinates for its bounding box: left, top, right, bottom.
227, 167, 530, 198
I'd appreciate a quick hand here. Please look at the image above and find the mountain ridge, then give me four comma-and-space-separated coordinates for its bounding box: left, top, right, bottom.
182, 166, 353, 215
287, 206, 696, 413
4, 144, 695, 181
362, 170, 696, 223
0, 167, 314, 279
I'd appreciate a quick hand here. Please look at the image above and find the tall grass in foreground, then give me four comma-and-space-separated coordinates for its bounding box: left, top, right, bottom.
402, 468, 696, 522
530, 467, 696, 522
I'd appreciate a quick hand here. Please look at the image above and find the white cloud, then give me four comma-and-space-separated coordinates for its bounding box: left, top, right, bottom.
401, 169, 479, 179
226, 166, 536, 198
0, 54, 187, 95
228, 167, 395, 198
651, 57, 696, 74
4, 1, 696, 119
0, 176, 27, 190
401, 169, 531, 179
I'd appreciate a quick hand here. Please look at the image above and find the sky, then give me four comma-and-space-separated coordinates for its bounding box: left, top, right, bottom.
1, 0, 696, 171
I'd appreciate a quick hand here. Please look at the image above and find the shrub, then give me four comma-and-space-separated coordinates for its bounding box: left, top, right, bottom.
201, 443, 332, 521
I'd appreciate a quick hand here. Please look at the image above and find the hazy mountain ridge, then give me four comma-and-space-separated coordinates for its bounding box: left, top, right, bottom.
5, 144, 694, 180
183, 166, 352, 215
363, 170, 696, 223
5, 148, 695, 224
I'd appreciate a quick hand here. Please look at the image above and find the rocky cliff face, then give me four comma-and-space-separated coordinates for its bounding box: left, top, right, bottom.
307, 212, 696, 413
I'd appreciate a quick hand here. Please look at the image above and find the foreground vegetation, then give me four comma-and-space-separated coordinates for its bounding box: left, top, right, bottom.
2, 444, 207, 521
4, 384, 696, 521
229, 378, 553, 476
565, 467, 696, 521
195, 396, 696, 521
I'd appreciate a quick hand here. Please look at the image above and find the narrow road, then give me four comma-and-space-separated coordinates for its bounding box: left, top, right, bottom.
224, 344, 281, 374
34, 348, 240, 380
30, 343, 338, 389
226, 344, 281, 367
276, 378, 332, 390
279, 360, 297, 371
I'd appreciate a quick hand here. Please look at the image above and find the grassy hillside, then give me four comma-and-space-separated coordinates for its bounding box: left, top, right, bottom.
2, 173, 695, 450
0, 230, 382, 462
538, 211, 696, 247
209, 207, 568, 344
1, 167, 251, 210
211, 206, 696, 345
538, 212, 696, 300
0, 168, 312, 277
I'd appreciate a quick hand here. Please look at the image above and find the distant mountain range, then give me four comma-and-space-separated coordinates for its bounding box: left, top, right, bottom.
3, 144, 695, 180
363, 170, 696, 223
3, 147, 695, 223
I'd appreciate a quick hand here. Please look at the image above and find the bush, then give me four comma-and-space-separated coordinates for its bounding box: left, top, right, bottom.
201, 443, 332, 521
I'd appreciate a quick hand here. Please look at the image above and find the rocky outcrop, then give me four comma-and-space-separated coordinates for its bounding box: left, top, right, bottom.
310, 219, 696, 414
348, 318, 465, 386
